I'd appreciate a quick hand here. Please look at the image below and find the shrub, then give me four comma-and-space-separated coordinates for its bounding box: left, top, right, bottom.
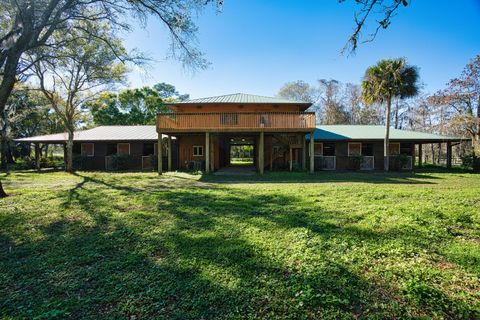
391, 154, 410, 171
109, 154, 133, 171
461, 153, 480, 173
73, 155, 89, 170
348, 155, 363, 170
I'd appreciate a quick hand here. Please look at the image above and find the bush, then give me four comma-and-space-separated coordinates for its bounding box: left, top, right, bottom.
109, 154, 133, 171
348, 155, 363, 170
391, 154, 410, 171
73, 155, 89, 170
461, 153, 480, 173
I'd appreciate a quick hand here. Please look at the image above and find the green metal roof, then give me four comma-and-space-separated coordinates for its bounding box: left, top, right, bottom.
172, 93, 311, 105
14, 126, 162, 143
310, 125, 465, 142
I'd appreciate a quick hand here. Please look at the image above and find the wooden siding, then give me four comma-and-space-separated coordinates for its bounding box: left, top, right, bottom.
314, 141, 414, 171
72, 141, 177, 171
157, 112, 316, 133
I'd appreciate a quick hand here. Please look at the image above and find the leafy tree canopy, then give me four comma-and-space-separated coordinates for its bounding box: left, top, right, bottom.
87, 83, 189, 126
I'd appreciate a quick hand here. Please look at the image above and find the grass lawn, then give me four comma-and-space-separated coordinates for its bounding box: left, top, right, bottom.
0, 170, 479, 319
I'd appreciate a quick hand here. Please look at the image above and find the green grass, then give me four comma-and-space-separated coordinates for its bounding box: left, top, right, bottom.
0, 170, 479, 319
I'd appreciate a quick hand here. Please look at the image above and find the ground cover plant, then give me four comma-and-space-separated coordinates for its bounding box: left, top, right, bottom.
0, 170, 479, 319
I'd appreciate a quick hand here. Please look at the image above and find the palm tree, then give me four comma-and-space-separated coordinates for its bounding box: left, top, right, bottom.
362, 58, 419, 171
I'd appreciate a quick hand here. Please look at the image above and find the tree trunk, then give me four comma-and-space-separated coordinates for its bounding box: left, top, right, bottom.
0, 110, 7, 169
6, 141, 15, 164
394, 99, 399, 129
0, 179, 7, 198
0, 137, 6, 169
66, 130, 74, 172
384, 96, 392, 171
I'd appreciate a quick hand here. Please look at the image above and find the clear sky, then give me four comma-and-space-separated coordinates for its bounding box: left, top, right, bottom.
123, 0, 480, 99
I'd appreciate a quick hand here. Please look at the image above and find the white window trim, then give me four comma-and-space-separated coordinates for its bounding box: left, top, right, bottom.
193, 145, 204, 157
117, 143, 131, 155
389, 143, 400, 155
81, 143, 94, 157
348, 142, 362, 156
314, 142, 324, 156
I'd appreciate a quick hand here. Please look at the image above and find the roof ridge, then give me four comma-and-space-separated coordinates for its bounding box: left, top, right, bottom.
177, 92, 309, 104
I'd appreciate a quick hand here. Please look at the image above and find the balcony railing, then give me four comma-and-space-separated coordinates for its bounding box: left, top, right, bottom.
157, 112, 316, 132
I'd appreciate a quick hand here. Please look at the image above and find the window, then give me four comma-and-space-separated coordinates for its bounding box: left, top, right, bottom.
143, 143, 155, 156
81, 143, 94, 157
220, 113, 238, 125
323, 143, 336, 156
348, 142, 362, 156
389, 143, 400, 155
106, 143, 116, 156
314, 142, 323, 156
362, 143, 374, 156
193, 145, 203, 156
400, 143, 412, 155
117, 143, 130, 155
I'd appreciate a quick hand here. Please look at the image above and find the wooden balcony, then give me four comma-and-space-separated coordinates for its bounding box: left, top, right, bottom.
156, 112, 316, 133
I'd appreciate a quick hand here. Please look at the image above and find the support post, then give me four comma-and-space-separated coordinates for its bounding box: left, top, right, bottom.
309, 133, 314, 173
259, 132, 264, 174
63, 143, 67, 171
270, 146, 273, 171
418, 143, 423, 167
210, 135, 214, 172
34, 143, 40, 171
438, 142, 442, 165
302, 134, 306, 170
167, 135, 172, 172
157, 133, 163, 175
205, 132, 210, 173
289, 147, 293, 172
446, 141, 452, 169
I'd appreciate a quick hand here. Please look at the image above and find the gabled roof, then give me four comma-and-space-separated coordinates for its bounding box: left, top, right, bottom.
311, 125, 464, 142
14, 126, 160, 143
171, 93, 311, 105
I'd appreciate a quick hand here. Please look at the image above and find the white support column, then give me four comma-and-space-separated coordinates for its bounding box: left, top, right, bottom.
205, 132, 210, 173
309, 133, 314, 173
259, 132, 264, 174
302, 134, 306, 170
157, 133, 163, 175
289, 147, 293, 172
167, 135, 172, 171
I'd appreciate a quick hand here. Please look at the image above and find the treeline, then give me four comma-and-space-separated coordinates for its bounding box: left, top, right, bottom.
278, 54, 480, 161
0, 82, 188, 165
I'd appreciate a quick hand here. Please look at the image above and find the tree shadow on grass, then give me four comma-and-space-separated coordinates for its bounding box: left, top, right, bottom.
199, 171, 443, 185
1, 172, 477, 319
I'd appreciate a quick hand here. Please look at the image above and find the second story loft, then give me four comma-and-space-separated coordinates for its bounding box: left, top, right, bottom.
157, 93, 316, 132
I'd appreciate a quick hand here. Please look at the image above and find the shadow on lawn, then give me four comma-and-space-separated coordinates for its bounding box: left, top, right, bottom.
1, 173, 477, 319
198, 170, 444, 185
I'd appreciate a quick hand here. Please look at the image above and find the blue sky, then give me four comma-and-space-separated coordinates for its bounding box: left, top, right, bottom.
123, 0, 480, 98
